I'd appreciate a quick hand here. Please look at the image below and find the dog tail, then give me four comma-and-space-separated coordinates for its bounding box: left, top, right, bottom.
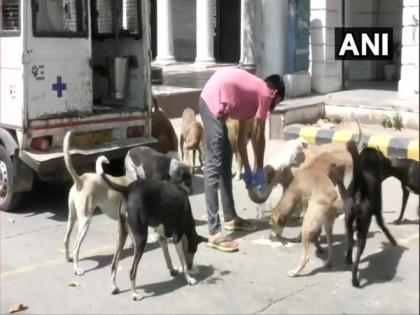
63, 131, 83, 191
152, 95, 159, 112
354, 118, 364, 150
96, 155, 129, 196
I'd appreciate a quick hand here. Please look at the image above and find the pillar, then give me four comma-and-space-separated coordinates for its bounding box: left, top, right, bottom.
195, 0, 215, 66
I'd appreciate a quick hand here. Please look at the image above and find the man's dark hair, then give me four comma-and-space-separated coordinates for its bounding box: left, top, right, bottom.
264, 74, 285, 111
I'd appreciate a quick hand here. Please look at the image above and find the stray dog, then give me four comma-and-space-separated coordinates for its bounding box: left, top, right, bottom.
124, 146, 193, 194
151, 97, 179, 159
250, 138, 308, 218
97, 157, 207, 301
270, 152, 344, 277
226, 118, 256, 180
344, 141, 397, 287
63, 131, 134, 275
180, 108, 204, 173
385, 158, 419, 224
270, 151, 345, 246
268, 138, 308, 171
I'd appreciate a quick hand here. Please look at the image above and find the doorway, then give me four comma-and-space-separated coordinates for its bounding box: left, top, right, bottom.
214, 0, 241, 63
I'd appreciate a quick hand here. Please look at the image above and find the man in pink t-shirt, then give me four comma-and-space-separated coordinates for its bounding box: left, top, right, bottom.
199, 68, 285, 252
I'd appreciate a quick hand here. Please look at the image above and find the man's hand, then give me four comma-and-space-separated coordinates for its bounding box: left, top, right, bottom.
255, 167, 265, 190
243, 167, 254, 189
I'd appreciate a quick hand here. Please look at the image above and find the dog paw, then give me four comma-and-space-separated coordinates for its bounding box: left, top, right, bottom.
352, 278, 360, 288
188, 265, 199, 275
65, 256, 73, 262
170, 268, 180, 277
392, 219, 402, 225
111, 286, 120, 295
132, 291, 144, 301
287, 270, 298, 277
345, 256, 353, 266
74, 268, 85, 276
186, 276, 197, 285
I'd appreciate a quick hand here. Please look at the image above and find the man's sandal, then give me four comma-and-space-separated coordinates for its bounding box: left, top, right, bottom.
207, 236, 239, 252
224, 218, 257, 232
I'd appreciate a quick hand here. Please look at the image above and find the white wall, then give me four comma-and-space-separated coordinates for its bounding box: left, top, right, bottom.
344, 0, 403, 81
309, 0, 342, 93
172, 0, 196, 61
255, 0, 289, 78
398, 0, 419, 98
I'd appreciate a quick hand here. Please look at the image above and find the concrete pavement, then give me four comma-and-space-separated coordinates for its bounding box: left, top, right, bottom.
1, 139, 419, 314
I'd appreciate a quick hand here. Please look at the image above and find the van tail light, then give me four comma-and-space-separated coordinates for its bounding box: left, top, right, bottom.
31, 136, 52, 151
127, 126, 144, 138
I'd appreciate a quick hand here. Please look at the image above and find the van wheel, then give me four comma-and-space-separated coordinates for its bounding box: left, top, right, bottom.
0, 146, 22, 211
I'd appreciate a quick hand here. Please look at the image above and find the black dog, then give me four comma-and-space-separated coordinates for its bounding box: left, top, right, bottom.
345, 141, 397, 287
125, 146, 193, 194
97, 158, 207, 301
384, 158, 419, 224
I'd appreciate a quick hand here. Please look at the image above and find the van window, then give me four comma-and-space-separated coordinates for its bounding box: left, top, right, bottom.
92, 0, 142, 39
0, 0, 20, 36
32, 0, 88, 37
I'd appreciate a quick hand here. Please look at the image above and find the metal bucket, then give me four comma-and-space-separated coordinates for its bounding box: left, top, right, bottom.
107, 57, 129, 99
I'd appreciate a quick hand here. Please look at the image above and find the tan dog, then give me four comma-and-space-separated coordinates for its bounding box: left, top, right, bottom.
270, 152, 345, 276
63, 132, 134, 276
226, 118, 256, 180
151, 97, 179, 159
180, 108, 204, 173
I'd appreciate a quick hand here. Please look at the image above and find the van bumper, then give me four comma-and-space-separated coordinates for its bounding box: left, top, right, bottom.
20, 136, 158, 174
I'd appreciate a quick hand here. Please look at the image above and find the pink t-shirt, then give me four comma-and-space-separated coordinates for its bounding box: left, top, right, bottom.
200, 68, 273, 121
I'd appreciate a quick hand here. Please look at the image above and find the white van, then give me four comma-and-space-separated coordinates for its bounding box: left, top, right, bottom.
0, 0, 155, 210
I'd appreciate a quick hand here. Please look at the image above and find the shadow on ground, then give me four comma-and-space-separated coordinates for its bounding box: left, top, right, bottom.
116, 264, 224, 299
80, 241, 161, 274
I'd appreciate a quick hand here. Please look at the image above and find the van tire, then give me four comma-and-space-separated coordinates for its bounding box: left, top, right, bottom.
0, 145, 22, 211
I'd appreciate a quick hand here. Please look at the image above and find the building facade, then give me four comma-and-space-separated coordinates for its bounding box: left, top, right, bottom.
151, 0, 419, 99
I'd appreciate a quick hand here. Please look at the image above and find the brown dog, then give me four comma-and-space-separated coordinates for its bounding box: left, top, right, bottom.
180, 108, 204, 173
270, 152, 345, 276
151, 97, 179, 159
226, 118, 256, 180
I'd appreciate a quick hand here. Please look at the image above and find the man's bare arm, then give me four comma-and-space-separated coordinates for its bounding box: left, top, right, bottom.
253, 118, 266, 169
238, 120, 251, 172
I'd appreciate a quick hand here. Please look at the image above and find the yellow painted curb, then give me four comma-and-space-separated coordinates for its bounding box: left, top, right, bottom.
299, 127, 319, 144
332, 130, 354, 144
408, 139, 419, 161
368, 135, 391, 156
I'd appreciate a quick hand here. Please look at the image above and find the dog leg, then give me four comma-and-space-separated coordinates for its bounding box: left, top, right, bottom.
198, 148, 204, 170
64, 199, 77, 262
130, 236, 147, 301
158, 236, 179, 276
180, 135, 185, 163
352, 216, 371, 287
323, 220, 334, 268
393, 186, 409, 224
72, 216, 92, 276
313, 229, 323, 254
233, 152, 241, 181
174, 240, 197, 285
375, 213, 397, 245
344, 206, 355, 265
288, 233, 311, 277
110, 218, 128, 295
192, 149, 196, 174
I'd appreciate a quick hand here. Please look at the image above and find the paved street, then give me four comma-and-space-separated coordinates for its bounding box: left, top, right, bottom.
1, 140, 419, 314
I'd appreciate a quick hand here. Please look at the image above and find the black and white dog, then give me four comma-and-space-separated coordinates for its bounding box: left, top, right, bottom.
345, 141, 397, 287
385, 158, 419, 224
125, 146, 193, 194
97, 156, 207, 301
